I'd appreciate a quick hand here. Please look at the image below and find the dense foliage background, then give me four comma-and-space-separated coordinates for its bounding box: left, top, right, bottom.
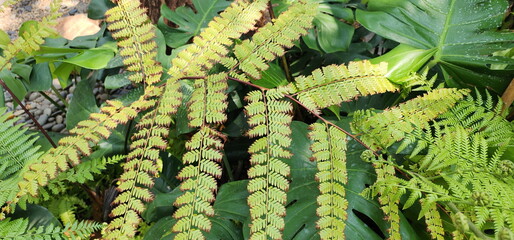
0, 0, 513, 239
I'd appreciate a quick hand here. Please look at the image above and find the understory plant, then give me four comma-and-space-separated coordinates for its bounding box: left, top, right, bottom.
0, 0, 513, 239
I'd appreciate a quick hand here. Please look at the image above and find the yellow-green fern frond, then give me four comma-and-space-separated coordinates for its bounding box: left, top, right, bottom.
309, 123, 348, 239
373, 160, 402, 240
172, 127, 224, 239
291, 61, 399, 114
0, 0, 61, 71
245, 89, 293, 240
188, 73, 229, 127
159, 0, 269, 117
106, 0, 161, 85
225, 0, 318, 81
420, 200, 444, 240
2, 100, 141, 214
352, 88, 469, 150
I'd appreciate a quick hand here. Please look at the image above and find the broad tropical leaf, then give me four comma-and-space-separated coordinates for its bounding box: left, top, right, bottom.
158, 0, 231, 48
357, 0, 514, 93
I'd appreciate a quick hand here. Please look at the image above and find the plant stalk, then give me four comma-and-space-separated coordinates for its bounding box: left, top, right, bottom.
0, 79, 57, 148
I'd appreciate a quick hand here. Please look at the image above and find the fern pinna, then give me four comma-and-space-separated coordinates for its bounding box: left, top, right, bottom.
354, 89, 514, 239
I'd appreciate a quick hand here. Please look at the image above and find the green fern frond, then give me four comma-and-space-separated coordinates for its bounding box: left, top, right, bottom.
291, 61, 399, 114
360, 90, 514, 239
351, 88, 470, 150
372, 160, 402, 239
0, 108, 42, 180
224, 0, 318, 81
0, 217, 103, 240
35, 155, 125, 200
309, 123, 348, 239
47, 196, 87, 225
245, 89, 293, 240
0, 0, 61, 72
188, 73, 229, 127
106, 0, 161, 85
420, 199, 444, 240
171, 127, 224, 239
2, 100, 142, 215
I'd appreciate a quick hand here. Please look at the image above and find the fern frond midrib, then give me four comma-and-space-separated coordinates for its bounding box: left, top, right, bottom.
262, 92, 274, 232
292, 75, 390, 97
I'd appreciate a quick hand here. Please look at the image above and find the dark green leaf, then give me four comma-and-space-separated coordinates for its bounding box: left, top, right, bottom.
142, 188, 182, 223
9, 204, 61, 230
88, 0, 116, 19
1, 70, 26, 108
158, 0, 231, 48
66, 77, 99, 129
11, 64, 32, 82
28, 63, 52, 91
357, 0, 514, 93
214, 180, 250, 223
104, 72, 131, 89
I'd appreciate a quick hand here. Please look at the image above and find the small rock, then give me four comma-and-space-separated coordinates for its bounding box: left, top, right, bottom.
25, 119, 33, 124
67, 94, 74, 101
28, 93, 38, 101
93, 88, 99, 95
24, 5, 32, 12
48, 117, 55, 122
56, 115, 64, 124
34, 109, 43, 115
69, 85, 76, 92
43, 108, 52, 115
69, 8, 78, 15
52, 124, 65, 132
14, 110, 24, 116
35, 96, 45, 102
42, 123, 53, 130
5, 102, 13, 109
37, 114, 49, 125
60, 91, 67, 98
42, 99, 51, 106
98, 93, 109, 101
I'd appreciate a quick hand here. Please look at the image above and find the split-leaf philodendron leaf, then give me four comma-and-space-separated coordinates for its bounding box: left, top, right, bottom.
357, 0, 514, 93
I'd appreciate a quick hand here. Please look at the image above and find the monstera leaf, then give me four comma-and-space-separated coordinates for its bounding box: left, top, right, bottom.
357, 0, 514, 93
158, 0, 231, 48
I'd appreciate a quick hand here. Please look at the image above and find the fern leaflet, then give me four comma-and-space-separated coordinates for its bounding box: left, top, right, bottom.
309, 123, 348, 239
245, 89, 293, 240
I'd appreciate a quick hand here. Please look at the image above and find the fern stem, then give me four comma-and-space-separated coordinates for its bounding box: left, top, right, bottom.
446, 202, 493, 240
50, 85, 69, 107
222, 154, 234, 182
0, 79, 57, 148
38, 91, 66, 113
267, 0, 293, 83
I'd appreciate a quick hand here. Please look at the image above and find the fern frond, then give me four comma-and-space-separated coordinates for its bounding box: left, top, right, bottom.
106, 0, 161, 85
224, 0, 318, 81
0, 108, 42, 180
188, 73, 229, 127
245, 89, 293, 240
36, 155, 125, 200
351, 88, 470, 150
2, 99, 143, 214
292, 61, 399, 114
372, 160, 402, 239
420, 199, 444, 240
0, 0, 61, 72
0, 217, 103, 240
309, 123, 348, 239
172, 127, 224, 239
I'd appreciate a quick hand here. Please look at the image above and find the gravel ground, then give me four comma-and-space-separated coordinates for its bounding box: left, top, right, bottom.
1, 0, 91, 39
1, 0, 96, 133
